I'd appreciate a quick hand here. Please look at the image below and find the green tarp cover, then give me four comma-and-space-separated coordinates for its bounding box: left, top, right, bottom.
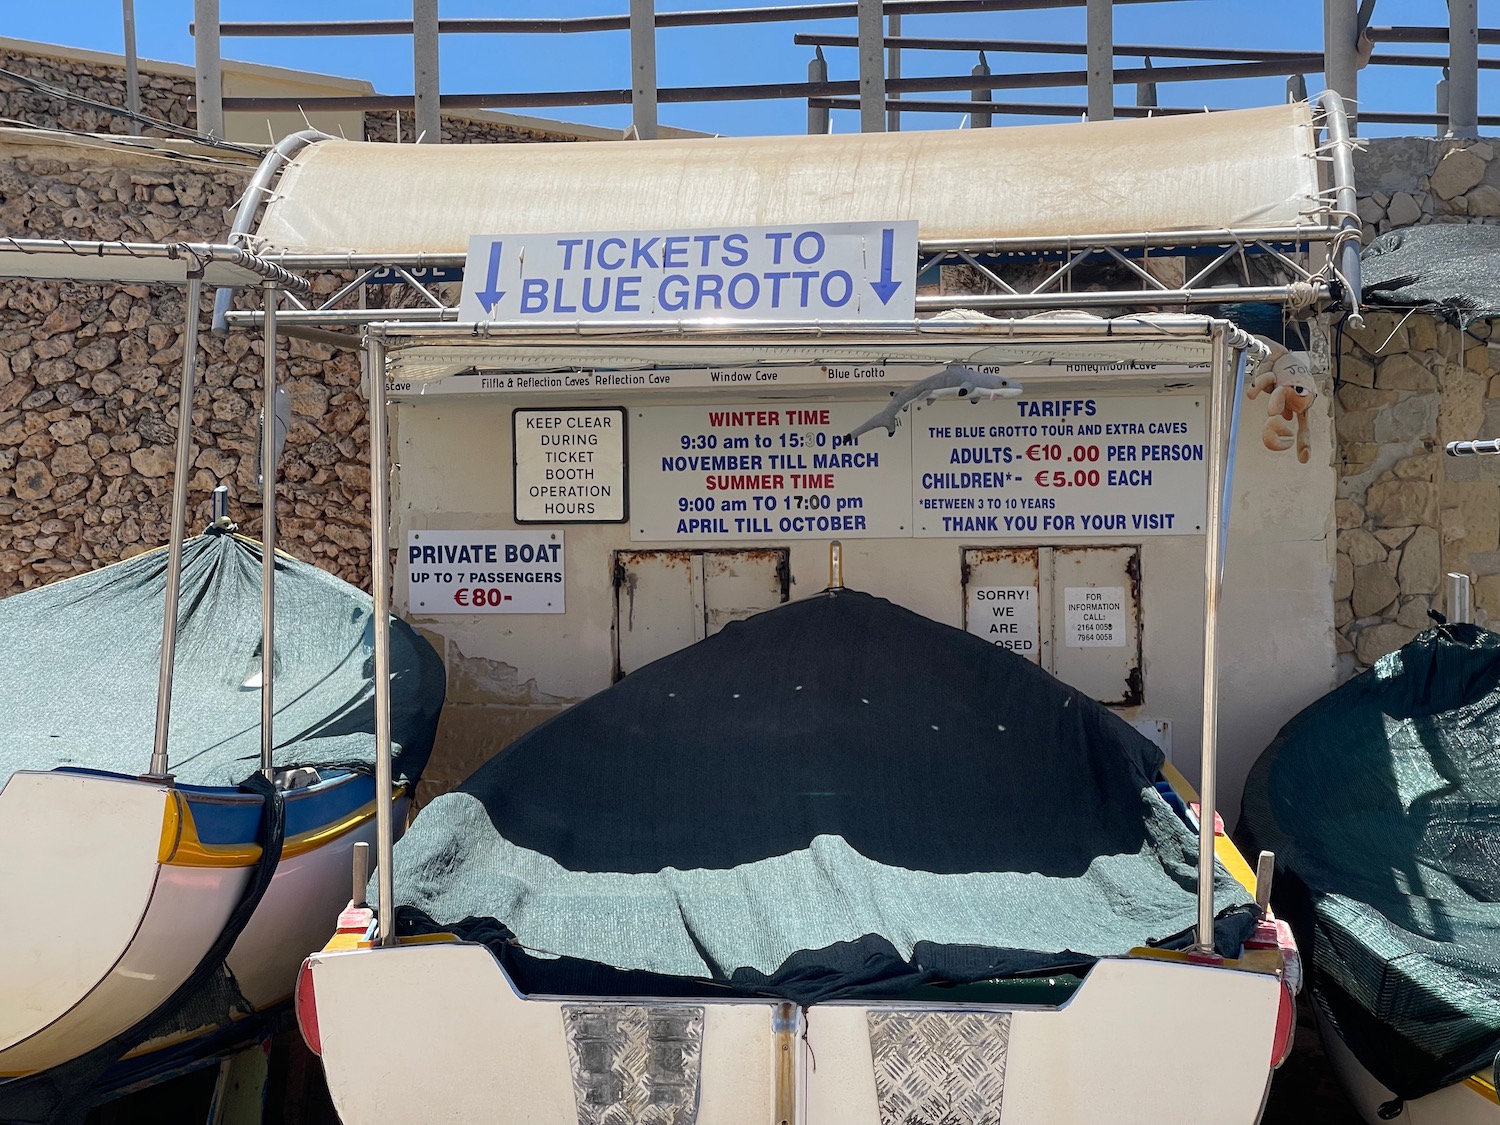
1239, 625, 1500, 1099
0, 530, 444, 789
392, 588, 1257, 1005
1362, 224, 1500, 327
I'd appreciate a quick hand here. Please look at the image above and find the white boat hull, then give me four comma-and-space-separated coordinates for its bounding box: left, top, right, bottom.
0, 769, 401, 1079
1315, 1006, 1500, 1125
302, 939, 1288, 1125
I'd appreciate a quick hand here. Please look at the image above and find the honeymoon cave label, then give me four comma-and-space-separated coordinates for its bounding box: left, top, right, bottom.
513, 407, 626, 522
406, 530, 565, 614
628, 402, 912, 541
911, 394, 1207, 538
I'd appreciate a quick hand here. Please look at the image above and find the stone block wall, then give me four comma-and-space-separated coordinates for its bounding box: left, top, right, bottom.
1335, 136, 1500, 677
0, 139, 373, 595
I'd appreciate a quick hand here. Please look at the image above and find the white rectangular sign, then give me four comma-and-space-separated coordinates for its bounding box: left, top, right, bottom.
628, 402, 912, 541
405, 530, 564, 614
1064, 585, 1127, 647
966, 586, 1041, 662
513, 408, 626, 522
911, 394, 1206, 538
457, 221, 918, 324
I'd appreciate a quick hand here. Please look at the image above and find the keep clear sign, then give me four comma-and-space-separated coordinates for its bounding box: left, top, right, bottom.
406, 530, 564, 614
457, 221, 917, 324
911, 394, 1207, 538
629, 402, 911, 541
967, 586, 1041, 662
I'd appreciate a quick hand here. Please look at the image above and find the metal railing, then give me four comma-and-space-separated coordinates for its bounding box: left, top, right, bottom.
180, 1, 1495, 142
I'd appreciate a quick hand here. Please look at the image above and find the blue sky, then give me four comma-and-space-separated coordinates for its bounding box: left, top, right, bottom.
4, 1, 1488, 138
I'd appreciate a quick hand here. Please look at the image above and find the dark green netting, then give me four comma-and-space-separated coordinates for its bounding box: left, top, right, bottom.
0, 529, 444, 788
1362, 224, 1500, 328
1239, 624, 1500, 1100
391, 587, 1257, 1006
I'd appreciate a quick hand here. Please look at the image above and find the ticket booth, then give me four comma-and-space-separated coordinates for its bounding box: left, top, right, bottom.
230, 99, 1352, 821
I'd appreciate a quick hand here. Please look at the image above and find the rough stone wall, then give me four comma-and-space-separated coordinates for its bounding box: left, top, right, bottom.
363, 110, 587, 145
1335, 137, 1500, 677
0, 141, 373, 595
0, 48, 198, 139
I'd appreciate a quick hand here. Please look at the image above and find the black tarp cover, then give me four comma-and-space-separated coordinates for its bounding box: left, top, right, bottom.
0, 529, 444, 788
1362, 224, 1500, 327
1239, 625, 1500, 1100
392, 587, 1257, 1006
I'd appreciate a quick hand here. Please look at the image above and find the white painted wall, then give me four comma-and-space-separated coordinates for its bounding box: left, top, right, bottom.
390, 349, 1336, 825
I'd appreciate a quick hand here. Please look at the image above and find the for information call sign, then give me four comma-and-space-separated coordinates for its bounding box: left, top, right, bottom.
405, 530, 564, 615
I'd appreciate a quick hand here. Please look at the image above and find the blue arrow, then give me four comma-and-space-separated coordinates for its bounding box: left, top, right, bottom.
474, 240, 505, 313
869, 227, 902, 305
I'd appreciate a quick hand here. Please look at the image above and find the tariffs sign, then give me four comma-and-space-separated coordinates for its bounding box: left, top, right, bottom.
912, 394, 1207, 538
406, 530, 564, 614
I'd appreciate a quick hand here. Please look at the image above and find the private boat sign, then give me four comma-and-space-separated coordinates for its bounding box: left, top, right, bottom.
458, 221, 918, 324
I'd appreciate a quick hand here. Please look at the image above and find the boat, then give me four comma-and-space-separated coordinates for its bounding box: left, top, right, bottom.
298, 579, 1299, 1125
0, 527, 445, 1107
1239, 622, 1500, 1124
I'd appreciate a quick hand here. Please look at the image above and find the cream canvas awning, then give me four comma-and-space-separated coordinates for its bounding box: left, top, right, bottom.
251, 104, 1327, 256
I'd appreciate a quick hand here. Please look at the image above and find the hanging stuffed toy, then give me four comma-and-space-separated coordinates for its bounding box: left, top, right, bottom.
1246, 339, 1316, 464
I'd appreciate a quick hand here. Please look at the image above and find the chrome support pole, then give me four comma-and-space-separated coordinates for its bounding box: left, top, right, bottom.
829, 540, 844, 589
147, 273, 205, 779
629, 0, 659, 140
857, 0, 885, 133
212, 128, 333, 335
1085, 0, 1113, 121
1317, 89, 1364, 323
412, 0, 441, 142
366, 334, 396, 946
193, 0, 224, 139
1447, 572, 1472, 625
259, 283, 278, 779
122, 0, 142, 135
1195, 327, 1231, 952
1447, 0, 1479, 139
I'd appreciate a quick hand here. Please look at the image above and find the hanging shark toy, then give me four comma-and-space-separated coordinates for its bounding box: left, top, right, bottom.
843, 365, 1025, 441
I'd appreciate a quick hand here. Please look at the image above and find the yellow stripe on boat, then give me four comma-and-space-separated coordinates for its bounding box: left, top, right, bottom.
158, 791, 263, 868
1159, 760, 1259, 895
157, 787, 406, 868
1465, 1072, 1499, 1105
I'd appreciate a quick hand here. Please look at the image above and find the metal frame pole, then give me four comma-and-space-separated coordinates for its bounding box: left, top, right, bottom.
413, 0, 441, 142
1447, 0, 1479, 138
630, 0, 660, 139
808, 47, 830, 133
1194, 326, 1231, 952
1324, 0, 1359, 134
366, 334, 396, 946
886, 12, 902, 131
259, 283, 279, 778
1086, 0, 1113, 120
122, 0, 142, 136
193, 0, 224, 139
148, 273, 205, 779
857, 0, 885, 132
971, 52, 992, 128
